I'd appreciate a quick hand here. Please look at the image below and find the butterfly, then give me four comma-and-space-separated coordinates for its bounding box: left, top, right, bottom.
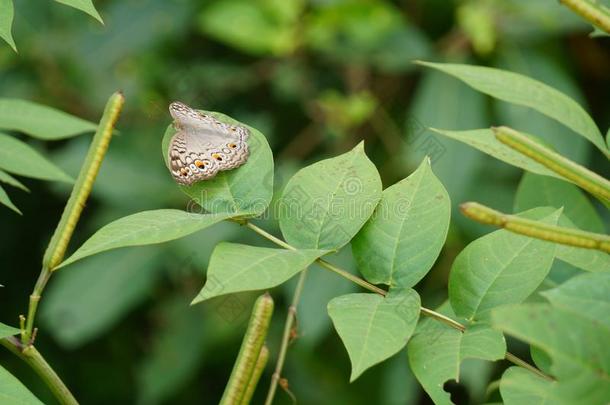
167, 102, 250, 185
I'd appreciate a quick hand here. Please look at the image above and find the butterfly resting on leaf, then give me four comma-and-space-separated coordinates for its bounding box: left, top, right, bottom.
167, 101, 250, 185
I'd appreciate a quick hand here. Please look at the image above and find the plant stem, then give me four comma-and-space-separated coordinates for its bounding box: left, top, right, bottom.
493, 126, 610, 201
241, 221, 553, 385
220, 294, 274, 405
0, 337, 78, 405
559, 0, 610, 34
264, 268, 308, 405
23, 91, 124, 344
461, 201, 610, 253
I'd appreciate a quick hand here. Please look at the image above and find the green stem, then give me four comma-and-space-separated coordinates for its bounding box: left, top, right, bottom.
23, 92, 124, 344
264, 269, 308, 405
493, 126, 610, 201
461, 201, 610, 253
241, 221, 553, 383
220, 293, 274, 405
559, 0, 610, 34
1, 337, 78, 405
241, 345, 269, 405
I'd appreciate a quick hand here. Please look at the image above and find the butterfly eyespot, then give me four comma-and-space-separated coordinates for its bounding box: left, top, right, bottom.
195, 160, 204, 168
212, 153, 223, 161
230, 128, 236, 132
228, 143, 236, 148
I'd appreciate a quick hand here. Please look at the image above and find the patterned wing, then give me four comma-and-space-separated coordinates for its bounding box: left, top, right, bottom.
168, 102, 250, 185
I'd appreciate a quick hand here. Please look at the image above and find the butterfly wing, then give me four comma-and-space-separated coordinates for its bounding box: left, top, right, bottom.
168, 107, 250, 185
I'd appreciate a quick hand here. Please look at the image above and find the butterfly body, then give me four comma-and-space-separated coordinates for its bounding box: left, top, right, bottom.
167, 102, 250, 185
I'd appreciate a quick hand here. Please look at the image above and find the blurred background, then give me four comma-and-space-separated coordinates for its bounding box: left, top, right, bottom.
1, 0, 609, 403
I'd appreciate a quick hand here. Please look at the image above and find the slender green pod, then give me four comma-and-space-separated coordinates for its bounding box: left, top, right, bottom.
240, 345, 269, 405
493, 126, 610, 203
43, 91, 125, 270
560, 0, 610, 34
461, 202, 610, 253
220, 293, 274, 405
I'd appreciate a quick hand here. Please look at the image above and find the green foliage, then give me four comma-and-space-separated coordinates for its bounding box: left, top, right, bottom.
0, 323, 19, 338
192, 244, 328, 303
449, 208, 560, 321
0, 0, 16, 52
278, 142, 382, 250
352, 158, 450, 288
54, 0, 103, 24
59, 210, 239, 268
407, 304, 506, 405
418, 61, 609, 157
328, 288, 420, 381
0, 365, 43, 404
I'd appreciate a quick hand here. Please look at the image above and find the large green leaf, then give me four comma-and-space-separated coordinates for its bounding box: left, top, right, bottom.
0, 133, 73, 183
0, 0, 16, 52
327, 288, 420, 381
514, 173, 604, 233
192, 243, 328, 304
500, 367, 555, 405
279, 142, 382, 250
54, 0, 104, 24
541, 272, 610, 331
0, 366, 43, 405
0, 184, 20, 214
41, 248, 163, 348
0, 99, 97, 140
0, 322, 19, 338
352, 157, 450, 288
492, 303, 610, 404
431, 128, 559, 179
162, 111, 273, 216
449, 208, 560, 321
407, 304, 506, 405
418, 61, 608, 156
60, 210, 240, 268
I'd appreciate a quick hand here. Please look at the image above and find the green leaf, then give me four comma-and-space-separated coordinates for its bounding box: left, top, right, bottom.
0, 0, 16, 52
494, 47, 591, 164
54, 0, 104, 24
0, 184, 20, 214
515, 173, 604, 233
431, 128, 560, 179
192, 243, 328, 304
327, 288, 420, 381
162, 111, 273, 216
41, 248, 162, 348
407, 304, 506, 405
0, 99, 97, 140
500, 367, 554, 405
541, 272, 610, 331
352, 157, 450, 288
0, 365, 43, 404
0, 133, 73, 183
60, 210, 240, 268
279, 142, 382, 250
492, 303, 610, 403
417, 61, 608, 156
0, 169, 28, 192
449, 208, 560, 320
0, 322, 19, 338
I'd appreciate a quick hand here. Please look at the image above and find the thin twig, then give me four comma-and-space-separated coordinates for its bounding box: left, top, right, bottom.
559, 0, 610, 34
264, 269, 308, 405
